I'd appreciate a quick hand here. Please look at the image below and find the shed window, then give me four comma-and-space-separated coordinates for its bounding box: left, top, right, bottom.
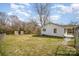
43, 28, 46, 31
54, 28, 57, 33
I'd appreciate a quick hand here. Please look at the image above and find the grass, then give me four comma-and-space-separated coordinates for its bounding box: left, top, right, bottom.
67, 38, 79, 47
67, 38, 79, 55
0, 34, 78, 56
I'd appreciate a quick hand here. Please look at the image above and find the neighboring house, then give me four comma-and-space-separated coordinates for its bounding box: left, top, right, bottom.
41, 23, 79, 37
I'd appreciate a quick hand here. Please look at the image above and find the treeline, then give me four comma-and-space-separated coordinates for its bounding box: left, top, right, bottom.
0, 4, 51, 35
0, 12, 40, 34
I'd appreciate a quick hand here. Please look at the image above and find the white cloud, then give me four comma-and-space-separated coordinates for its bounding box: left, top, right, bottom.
8, 9, 30, 17
71, 4, 79, 8
12, 3, 31, 9
51, 4, 65, 9
19, 11, 30, 17
10, 3, 25, 10
27, 10, 32, 14
62, 7, 73, 13
8, 12, 13, 15
8, 3, 32, 22
71, 3, 79, 10
18, 5, 25, 9
51, 4, 73, 14
10, 3, 18, 9
49, 15, 61, 21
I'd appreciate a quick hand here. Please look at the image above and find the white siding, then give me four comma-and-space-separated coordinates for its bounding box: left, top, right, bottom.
41, 24, 64, 37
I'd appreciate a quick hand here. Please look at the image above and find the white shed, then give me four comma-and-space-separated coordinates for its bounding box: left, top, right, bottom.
41, 23, 64, 37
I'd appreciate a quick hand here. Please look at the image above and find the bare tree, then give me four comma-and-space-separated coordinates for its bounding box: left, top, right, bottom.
0, 12, 7, 25
9, 15, 22, 31
23, 19, 40, 34
0, 12, 9, 33
33, 3, 50, 27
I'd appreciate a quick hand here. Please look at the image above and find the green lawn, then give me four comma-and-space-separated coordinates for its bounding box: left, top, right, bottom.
0, 34, 77, 56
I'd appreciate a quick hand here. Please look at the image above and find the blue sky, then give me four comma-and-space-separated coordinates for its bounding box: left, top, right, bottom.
0, 3, 10, 13
0, 3, 79, 25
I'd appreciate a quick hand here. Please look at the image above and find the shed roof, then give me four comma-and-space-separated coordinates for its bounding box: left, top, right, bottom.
45, 23, 79, 28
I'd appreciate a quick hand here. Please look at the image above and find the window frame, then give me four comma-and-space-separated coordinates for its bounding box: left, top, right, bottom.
53, 28, 57, 33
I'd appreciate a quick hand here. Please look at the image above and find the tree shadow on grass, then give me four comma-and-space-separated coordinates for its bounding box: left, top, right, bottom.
32, 34, 64, 39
